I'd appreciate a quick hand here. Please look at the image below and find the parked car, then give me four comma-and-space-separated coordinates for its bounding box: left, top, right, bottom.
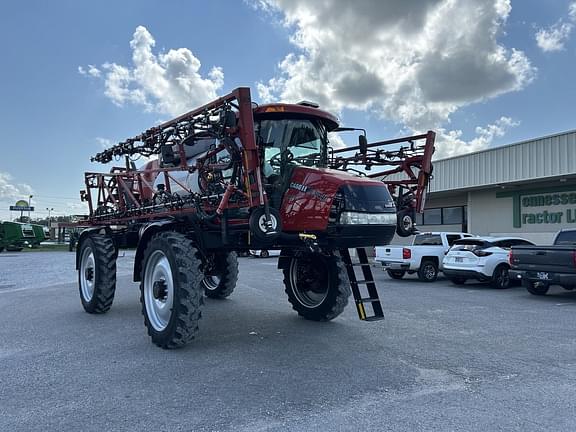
249, 249, 280, 258
375, 232, 473, 282
443, 236, 535, 288
509, 229, 576, 296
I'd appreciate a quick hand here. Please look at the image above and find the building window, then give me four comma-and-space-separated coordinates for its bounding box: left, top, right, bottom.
442, 207, 463, 224
418, 205, 467, 226
423, 208, 442, 225
416, 212, 423, 226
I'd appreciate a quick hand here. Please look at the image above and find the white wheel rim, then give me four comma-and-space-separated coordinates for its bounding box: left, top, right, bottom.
80, 246, 95, 302
402, 215, 413, 230
258, 213, 278, 233
143, 250, 174, 331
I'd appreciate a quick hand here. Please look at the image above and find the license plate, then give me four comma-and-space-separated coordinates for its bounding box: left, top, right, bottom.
536, 272, 549, 280
455, 257, 463, 263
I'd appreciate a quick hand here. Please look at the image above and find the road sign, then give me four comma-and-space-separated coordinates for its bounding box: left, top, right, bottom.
10, 206, 34, 211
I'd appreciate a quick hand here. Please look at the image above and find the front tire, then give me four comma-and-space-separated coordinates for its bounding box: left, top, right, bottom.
283, 252, 351, 321
78, 234, 116, 313
386, 269, 406, 280
491, 264, 511, 289
202, 252, 238, 299
140, 232, 204, 349
418, 260, 438, 282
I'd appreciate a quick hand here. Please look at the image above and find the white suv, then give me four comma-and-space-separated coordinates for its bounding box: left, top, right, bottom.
443, 236, 535, 289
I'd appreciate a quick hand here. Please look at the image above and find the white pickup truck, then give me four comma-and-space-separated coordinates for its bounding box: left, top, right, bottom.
375, 232, 474, 282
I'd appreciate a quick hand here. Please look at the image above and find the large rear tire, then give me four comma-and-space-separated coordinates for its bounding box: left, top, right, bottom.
78, 234, 116, 314
282, 252, 350, 321
202, 251, 239, 299
140, 232, 204, 349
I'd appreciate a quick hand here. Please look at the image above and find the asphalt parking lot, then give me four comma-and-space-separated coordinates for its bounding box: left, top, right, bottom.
1, 251, 576, 432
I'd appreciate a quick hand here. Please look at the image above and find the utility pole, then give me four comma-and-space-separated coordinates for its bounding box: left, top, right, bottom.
28, 195, 33, 221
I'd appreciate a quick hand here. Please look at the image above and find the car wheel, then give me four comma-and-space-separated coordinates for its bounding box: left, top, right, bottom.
418, 260, 438, 282
260, 250, 270, 258
491, 264, 511, 289
386, 269, 406, 280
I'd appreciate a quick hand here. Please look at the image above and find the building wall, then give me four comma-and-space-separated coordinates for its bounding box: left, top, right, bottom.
429, 130, 576, 193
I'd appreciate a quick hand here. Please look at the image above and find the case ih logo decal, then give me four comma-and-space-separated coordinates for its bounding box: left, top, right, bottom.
289, 182, 330, 202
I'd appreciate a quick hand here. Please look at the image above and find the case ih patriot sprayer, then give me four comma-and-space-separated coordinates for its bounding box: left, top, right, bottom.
75, 87, 434, 348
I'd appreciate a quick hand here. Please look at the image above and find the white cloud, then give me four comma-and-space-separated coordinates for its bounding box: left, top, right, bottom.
78, 65, 102, 78
434, 116, 520, 159
535, 22, 573, 52
80, 26, 224, 116
0, 171, 34, 202
535, 2, 576, 53
254, 0, 535, 144
327, 132, 347, 149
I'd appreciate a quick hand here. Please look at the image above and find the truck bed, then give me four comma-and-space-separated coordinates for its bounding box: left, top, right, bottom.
510, 245, 576, 288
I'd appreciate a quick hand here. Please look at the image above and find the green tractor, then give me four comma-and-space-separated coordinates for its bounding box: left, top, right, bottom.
0, 221, 46, 252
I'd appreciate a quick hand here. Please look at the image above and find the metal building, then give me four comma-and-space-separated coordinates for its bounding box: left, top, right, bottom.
413, 129, 576, 244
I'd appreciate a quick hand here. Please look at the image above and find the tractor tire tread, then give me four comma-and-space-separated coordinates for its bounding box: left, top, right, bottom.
204, 252, 239, 299
140, 232, 204, 349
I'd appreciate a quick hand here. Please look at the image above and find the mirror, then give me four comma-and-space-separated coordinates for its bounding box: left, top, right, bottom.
359, 135, 368, 155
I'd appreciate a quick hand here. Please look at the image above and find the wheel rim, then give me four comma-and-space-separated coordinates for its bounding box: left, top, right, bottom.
203, 275, 221, 291
424, 264, 436, 280
80, 246, 95, 302
497, 268, 509, 288
143, 250, 174, 331
289, 256, 329, 308
257, 213, 278, 234
402, 215, 413, 230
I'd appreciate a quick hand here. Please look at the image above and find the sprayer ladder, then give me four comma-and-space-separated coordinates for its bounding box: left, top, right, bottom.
339, 248, 385, 321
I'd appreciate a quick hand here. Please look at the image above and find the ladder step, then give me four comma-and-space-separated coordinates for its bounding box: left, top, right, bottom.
359, 297, 380, 303
364, 315, 385, 322
352, 280, 375, 285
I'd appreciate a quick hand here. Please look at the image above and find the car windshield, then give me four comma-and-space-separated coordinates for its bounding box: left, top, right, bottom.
257, 119, 325, 177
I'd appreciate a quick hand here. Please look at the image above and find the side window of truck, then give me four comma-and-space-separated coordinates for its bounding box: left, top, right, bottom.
446, 235, 461, 246
555, 230, 576, 245
414, 234, 442, 246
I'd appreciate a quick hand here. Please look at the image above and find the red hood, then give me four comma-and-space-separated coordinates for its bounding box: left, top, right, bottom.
280, 166, 391, 232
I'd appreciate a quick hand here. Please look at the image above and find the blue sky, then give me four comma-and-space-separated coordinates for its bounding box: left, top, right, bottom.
0, 0, 575, 220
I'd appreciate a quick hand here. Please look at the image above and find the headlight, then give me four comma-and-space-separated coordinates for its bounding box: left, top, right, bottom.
339, 211, 397, 225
